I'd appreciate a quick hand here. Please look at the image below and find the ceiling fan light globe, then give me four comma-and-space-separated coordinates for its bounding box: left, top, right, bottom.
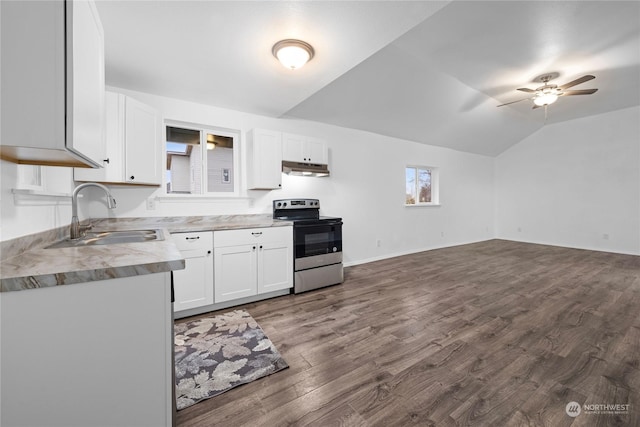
534, 93, 558, 106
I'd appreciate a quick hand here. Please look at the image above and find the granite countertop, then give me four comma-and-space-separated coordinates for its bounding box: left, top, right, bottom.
0, 214, 293, 292
88, 214, 292, 234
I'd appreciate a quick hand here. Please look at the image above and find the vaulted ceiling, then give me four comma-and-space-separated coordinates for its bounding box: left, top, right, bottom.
96, 1, 640, 156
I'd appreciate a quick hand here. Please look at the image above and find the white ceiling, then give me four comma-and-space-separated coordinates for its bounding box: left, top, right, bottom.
96, 1, 640, 156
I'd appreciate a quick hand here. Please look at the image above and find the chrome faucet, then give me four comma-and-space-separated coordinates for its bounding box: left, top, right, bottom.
70, 183, 117, 239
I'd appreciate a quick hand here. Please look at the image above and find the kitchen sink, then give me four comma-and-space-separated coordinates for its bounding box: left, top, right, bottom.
46, 229, 163, 249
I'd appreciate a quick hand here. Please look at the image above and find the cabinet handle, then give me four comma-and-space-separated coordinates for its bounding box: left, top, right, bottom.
103, 158, 110, 164
251, 232, 262, 236
252, 246, 256, 250
185, 236, 200, 240
259, 245, 263, 249
130, 175, 135, 180
207, 250, 212, 254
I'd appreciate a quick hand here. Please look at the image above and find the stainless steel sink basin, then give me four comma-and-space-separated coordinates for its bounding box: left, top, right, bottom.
46, 229, 163, 249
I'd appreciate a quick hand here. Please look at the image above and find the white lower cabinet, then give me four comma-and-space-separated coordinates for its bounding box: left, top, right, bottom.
171, 231, 214, 313
214, 244, 258, 302
214, 226, 293, 303
0, 273, 173, 427
258, 240, 295, 294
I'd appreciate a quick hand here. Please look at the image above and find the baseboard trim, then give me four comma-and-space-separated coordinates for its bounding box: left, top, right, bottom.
343, 238, 494, 267
494, 237, 640, 257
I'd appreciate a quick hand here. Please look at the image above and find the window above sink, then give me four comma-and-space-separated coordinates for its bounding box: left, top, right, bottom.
165, 122, 239, 197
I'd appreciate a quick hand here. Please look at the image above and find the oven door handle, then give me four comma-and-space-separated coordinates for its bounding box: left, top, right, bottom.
295, 220, 343, 228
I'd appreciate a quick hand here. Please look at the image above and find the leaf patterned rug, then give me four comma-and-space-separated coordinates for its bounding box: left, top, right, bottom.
174, 309, 288, 410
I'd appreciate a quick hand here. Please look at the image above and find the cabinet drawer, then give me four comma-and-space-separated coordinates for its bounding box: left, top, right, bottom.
214, 226, 292, 248
171, 231, 213, 252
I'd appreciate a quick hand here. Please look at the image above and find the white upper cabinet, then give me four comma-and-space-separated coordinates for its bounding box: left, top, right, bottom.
0, 0, 106, 168
75, 92, 161, 185
124, 96, 161, 184
247, 129, 282, 190
282, 133, 328, 164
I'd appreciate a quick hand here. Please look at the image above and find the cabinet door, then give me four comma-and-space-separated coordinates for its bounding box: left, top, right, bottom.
66, 0, 105, 167
305, 137, 328, 164
282, 133, 328, 164
125, 96, 161, 184
0, 273, 173, 427
214, 245, 257, 303
0, 0, 105, 168
74, 91, 124, 182
257, 240, 293, 294
173, 248, 214, 312
247, 129, 282, 190
282, 133, 306, 162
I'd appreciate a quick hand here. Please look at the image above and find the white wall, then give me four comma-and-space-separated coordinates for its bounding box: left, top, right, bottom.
0, 162, 74, 243
495, 106, 640, 255
83, 88, 495, 265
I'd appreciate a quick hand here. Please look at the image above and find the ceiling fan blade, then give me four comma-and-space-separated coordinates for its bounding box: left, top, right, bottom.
560, 88, 598, 96
517, 88, 536, 93
558, 75, 595, 90
497, 97, 531, 107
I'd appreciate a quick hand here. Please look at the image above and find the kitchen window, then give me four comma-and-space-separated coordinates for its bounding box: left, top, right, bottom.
17, 165, 44, 191
405, 166, 439, 206
165, 123, 239, 196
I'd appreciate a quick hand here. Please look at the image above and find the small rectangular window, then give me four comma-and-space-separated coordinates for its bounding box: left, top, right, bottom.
405, 166, 439, 206
165, 124, 238, 196
17, 165, 44, 191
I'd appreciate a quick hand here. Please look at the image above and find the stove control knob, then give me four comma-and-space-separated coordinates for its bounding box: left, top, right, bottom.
333, 247, 337, 252
283, 202, 287, 207
276, 202, 282, 208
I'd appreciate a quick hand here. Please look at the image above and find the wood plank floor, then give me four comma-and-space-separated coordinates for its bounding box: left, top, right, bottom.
176, 239, 640, 427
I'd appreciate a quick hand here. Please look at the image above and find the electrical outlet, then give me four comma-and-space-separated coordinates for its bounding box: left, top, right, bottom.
146, 198, 156, 210
441, 231, 445, 237
602, 233, 610, 240
517, 227, 522, 232
376, 239, 381, 248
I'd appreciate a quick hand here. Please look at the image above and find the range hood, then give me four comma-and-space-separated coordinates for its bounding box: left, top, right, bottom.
282, 161, 330, 177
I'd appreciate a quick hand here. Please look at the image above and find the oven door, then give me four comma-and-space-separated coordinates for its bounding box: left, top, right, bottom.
294, 220, 342, 266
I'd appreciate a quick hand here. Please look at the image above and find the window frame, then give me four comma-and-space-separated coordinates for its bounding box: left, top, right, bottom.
17, 165, 44, 191
405, 165, 440, 207
163, 120, 240, 198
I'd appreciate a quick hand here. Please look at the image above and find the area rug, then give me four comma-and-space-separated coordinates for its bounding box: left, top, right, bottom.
174, 309, 288, 410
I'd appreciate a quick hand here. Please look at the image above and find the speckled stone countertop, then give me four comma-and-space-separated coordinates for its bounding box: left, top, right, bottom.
0, 214, 292, 292
88, 214, 292, 234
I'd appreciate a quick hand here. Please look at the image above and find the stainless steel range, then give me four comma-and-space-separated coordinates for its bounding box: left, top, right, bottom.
273, 199, 343, 293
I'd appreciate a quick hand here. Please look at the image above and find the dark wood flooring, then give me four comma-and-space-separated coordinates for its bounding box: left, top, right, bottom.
176, 239, 640, 426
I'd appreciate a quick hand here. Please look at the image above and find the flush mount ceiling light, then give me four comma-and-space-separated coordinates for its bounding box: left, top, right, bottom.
272, 39, 314, 70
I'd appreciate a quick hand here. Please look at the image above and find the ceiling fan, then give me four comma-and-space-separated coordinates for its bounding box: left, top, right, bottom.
497, 74, 598, 109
